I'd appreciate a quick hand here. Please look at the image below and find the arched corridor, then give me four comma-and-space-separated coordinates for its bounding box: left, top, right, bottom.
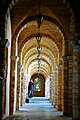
4, 97, 72, 120
0, 0, 80, 120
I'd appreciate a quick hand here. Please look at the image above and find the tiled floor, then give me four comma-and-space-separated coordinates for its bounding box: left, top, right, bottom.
4, 97, 72, 120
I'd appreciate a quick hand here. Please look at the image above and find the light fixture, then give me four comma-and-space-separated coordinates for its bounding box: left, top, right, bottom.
36, 14, 43, 28
36, 0, 43, 75
37, 46, 42, 52
37, 54, 42, 60
37, 45, 42, 74
36, 0, 43, 28
38, 60, 41, 65
38, 69, 40, 74
37, 65, 40, 75
36, 33, 42, 44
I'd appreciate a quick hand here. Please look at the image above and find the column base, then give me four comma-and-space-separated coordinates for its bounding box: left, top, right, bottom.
73, 118, 80, 120
63, 112, 69, 116
57, 104, 62, 111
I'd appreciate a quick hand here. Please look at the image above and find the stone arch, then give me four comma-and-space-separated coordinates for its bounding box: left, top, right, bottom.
8, 0, 77, 117
32, 73, 45, 97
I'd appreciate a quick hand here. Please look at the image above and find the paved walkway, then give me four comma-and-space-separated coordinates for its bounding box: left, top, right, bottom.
4, 97, 72, 120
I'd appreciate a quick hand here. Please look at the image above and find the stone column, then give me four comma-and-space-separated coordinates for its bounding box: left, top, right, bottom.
0, 39, 9, 119
10, 56, 19, 115
53, 66, 58, 109
58, 62, 63, 111
0, 77, 3, 120
50, 76, 54, 103
0, 16, 6, 119
67, 56, 73, 116
62, 56, 68, 115
72, 40, 80, 120
23, 73, 27, 103
9, 60, 15, 115
50, 66, 55, 104
20, 72, 24, 106
0, 46, 5, 120
16, 65, 22, 110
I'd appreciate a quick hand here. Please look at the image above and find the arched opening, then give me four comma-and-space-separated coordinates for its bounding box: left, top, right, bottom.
32, 74, 45, 97
10, 12, 65, 116
1, 0, 80, 119
34, 78, 41, 92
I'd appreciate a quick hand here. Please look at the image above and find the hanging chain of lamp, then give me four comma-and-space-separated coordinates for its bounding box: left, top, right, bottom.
36, 32, 42, 74
36, 0, 43, 74
37, 44, 42, 74
36, 0, 43, 28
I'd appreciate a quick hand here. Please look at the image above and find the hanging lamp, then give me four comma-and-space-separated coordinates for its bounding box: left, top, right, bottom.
37, 45, 42, 52
36, 14, 43, 28
36, 0, 43, 28
36, 33, 42, 44
37, 54, 42, 60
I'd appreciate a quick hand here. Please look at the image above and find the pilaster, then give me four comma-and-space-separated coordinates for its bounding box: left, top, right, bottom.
62, 56, 68, 115
72, 39, 80, 120
0, 16, 5, 120
10, 55, 19, 115
0, 38, 9, 119
57, 62, 63, 111
0, 46, 5, 119
53, 66, 58, 109
67, 56, 73, 116
16, 64, 22, 110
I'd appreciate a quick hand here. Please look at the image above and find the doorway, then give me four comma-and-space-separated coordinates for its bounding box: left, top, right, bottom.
32, 74, 45, 97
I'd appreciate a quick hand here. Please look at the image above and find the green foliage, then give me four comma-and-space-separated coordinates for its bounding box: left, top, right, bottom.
34, 77, 41, 91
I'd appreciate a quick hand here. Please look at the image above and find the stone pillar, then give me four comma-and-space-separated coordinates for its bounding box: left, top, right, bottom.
16, 65, 22, 110
53, 66, 58, 109
67, 56, 73, 116
58, 62, 63, 111
10, 56, 19, 115
0, 46, 5, 120
62, 56, 68, 115
72, 40, 80, 120
9, 59, 15, 115
0, 39, 9, 119
0, 16, 6, 120
20, 72, 24, 106
0, 39, 8, 119
50, 76, 54, 103
0, 77, 3, 120
23, 73, 27, 103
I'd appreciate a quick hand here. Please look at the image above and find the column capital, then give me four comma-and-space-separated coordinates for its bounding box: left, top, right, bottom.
0, 38, 10, 48
62, 56, 67, 60
67, 56, 73, 59
11, 56, 19, 61
17, 65, 23, 69
70, 39, 80, 47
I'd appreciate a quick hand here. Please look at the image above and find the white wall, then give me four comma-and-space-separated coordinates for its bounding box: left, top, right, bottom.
5, 9, 11, 117
45, 77, 50, 99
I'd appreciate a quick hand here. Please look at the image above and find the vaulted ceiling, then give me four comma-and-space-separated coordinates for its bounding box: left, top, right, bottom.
0, 0, 80, 79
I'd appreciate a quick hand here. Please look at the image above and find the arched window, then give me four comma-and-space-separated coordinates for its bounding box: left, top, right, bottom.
34, 77, 41, 91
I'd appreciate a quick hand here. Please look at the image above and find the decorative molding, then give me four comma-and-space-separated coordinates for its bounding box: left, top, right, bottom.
6, 40, 10, 48
0, 77, 3, 80
56, 65, 58, 68
78, 40, 80, 44
17, 65, 23, 69
11, 56, 19, 61
62, 56, 67, 60
59, 65, 63, 68
70, 39, 80, 47
67, 56, 73, 59
0, 39, 10, 48
50, 73, 54, 77
52, 70, 58, 72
